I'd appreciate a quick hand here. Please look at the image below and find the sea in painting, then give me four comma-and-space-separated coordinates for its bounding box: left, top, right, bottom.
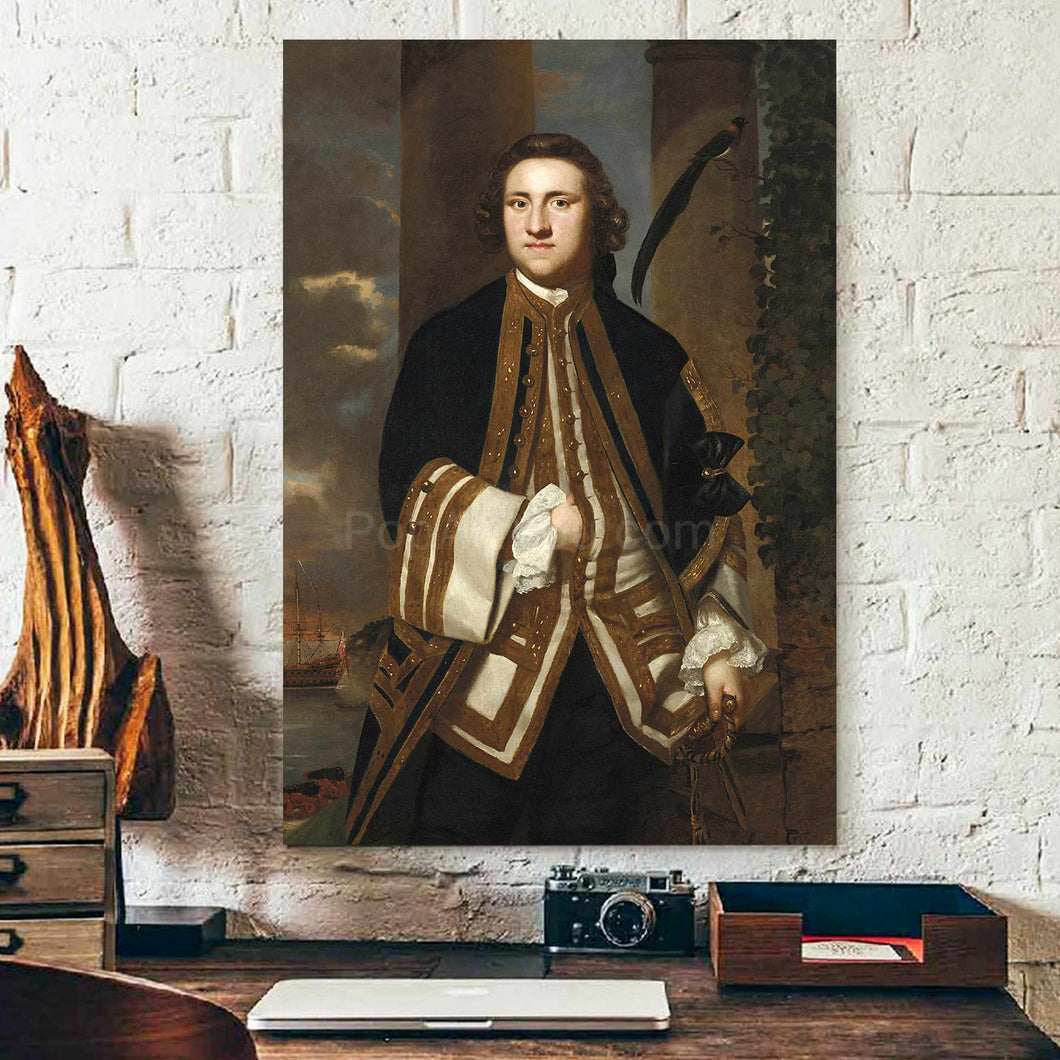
281, 630, 382, 838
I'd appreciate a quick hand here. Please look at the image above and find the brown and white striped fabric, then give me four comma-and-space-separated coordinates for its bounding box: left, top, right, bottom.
387, 456, 528, 645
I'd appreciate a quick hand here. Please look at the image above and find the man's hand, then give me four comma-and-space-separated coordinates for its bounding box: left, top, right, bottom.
550, 493, 583, 553
692, 655, 747, 753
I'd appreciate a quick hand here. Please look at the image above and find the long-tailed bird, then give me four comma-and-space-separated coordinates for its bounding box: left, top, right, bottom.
631, 116, 747, 306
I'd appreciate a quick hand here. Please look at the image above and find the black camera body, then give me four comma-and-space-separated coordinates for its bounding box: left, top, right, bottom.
544, 864, 695, 955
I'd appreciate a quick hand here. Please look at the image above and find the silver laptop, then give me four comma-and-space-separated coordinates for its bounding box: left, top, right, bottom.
246, 977, 670, 1033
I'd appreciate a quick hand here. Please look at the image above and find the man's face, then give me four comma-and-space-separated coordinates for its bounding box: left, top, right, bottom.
502, 157, 593, 289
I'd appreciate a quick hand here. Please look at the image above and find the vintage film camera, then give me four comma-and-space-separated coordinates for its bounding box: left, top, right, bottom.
544, 865, 695, 955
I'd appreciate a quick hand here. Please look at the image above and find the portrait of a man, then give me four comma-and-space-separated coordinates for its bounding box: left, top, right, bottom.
283, 41, 836, 847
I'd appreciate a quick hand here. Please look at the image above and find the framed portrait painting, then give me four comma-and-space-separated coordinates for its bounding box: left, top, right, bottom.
282, 40, 836, 846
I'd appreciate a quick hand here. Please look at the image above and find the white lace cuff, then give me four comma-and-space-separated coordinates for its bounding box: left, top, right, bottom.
679, 600, 768, 693
502, 483, 566, 593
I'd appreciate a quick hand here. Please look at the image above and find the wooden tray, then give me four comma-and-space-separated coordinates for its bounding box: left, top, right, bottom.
709, 882, 1006, 987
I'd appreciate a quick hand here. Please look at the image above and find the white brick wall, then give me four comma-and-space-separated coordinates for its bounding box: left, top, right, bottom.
461, 0, 680, 38
2, 0, 1059, 1040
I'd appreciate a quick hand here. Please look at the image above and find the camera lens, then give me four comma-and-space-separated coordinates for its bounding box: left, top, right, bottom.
597, 891, 656, 948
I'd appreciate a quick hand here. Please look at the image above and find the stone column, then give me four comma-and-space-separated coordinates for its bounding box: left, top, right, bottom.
646, 42, 792, 841
648, 42, 836, 845
399, 42, 535, 350
645, 41, 776, 646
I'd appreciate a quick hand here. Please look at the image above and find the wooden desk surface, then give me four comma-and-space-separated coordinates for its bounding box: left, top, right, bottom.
119, 940, 1060, 1059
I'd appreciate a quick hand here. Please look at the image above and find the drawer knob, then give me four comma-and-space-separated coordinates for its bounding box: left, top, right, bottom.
0, 929, 24, 956
0, 853, 27, 887
0, 782, 28, 825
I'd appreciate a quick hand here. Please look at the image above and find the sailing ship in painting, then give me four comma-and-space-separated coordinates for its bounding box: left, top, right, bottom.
284, 561, 347, 688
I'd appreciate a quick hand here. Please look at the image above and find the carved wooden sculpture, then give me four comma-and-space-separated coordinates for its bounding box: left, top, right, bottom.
0, 347, 175, 818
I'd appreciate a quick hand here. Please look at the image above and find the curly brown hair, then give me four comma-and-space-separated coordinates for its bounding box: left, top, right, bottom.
474, 133, 630, 260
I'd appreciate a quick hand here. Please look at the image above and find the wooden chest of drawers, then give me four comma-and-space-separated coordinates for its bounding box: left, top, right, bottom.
0, 749, 117, 970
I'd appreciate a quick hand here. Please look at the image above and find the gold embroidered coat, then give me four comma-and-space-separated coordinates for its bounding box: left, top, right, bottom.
345, 271, 752, 844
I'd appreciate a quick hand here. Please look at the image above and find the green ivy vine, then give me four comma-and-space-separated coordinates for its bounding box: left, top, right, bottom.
745, 41, 836, 620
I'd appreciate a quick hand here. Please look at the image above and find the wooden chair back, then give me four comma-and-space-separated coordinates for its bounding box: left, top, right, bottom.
0, 957, 257, 1059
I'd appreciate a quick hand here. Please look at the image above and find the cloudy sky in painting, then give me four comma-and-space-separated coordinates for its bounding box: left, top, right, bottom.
283, 42, 401, 642
283, 42, 654, 639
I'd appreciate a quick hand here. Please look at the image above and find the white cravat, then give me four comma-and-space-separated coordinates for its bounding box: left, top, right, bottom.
514, 269, 574, 306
